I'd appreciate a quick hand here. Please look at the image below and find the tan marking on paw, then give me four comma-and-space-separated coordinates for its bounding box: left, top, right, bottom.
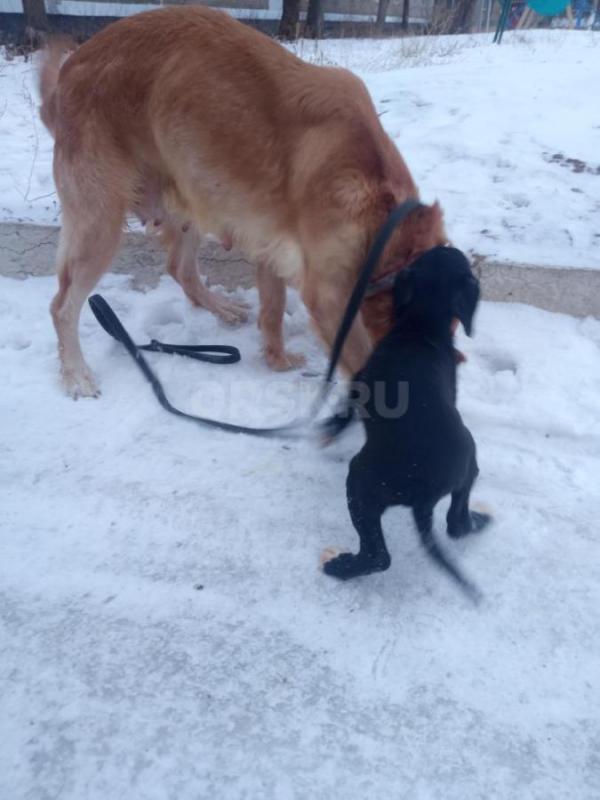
471, 502, 493, 515
319, 547, 347, 567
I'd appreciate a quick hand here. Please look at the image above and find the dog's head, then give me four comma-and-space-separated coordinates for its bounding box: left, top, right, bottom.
392, 246, 480, 337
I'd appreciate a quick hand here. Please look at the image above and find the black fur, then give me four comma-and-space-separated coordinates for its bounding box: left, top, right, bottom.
321, 246, 491, 602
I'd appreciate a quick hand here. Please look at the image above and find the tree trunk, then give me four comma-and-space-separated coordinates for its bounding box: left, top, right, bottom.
278, 0, 301, 39
449, 0, 477, 32
22, 0, 48, 32
376, 0, 391, 30
402, 0, 410, 29
305, 0, 324, 38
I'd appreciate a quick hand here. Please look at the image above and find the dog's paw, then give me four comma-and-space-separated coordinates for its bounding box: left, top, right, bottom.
320, 547, 346, 566
211, 294, 249, 325
318, 413, 353, 447
447, 505, 493, 539
265, 347, 306, 372
471, 502, 493, 517
470, 503, 493, 533
62, 368, 100, 399
470, 510, 492, 532
321, 549, 390, 580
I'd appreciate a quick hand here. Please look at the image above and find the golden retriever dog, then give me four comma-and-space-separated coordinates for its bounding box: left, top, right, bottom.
39, 6, 446, 398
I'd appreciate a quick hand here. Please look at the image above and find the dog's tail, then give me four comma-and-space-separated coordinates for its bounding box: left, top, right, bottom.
417, 524, 482, 605
38, 37, 77, 135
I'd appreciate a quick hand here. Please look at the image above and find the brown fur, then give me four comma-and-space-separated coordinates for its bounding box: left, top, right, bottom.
39, 6, 446, 397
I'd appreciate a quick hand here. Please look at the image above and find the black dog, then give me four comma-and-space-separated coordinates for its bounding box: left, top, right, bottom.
321, 247, 491, 602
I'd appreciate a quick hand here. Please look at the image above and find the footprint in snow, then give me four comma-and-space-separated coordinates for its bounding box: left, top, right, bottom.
2, 334, 31, 350
143, 301, 185, 330
477, 350, 518, 375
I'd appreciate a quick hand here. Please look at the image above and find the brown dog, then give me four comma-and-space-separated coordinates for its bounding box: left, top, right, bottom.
39, 6, 446, 397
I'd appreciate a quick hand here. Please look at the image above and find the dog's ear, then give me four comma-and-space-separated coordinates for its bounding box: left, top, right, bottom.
452, 275, 480, 336
393, 268, 414, 309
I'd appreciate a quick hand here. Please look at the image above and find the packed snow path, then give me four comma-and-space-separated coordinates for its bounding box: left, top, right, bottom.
1, 275, 599, 798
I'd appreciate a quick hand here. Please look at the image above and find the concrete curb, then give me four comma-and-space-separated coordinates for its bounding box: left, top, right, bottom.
0, 223, 256, 291
1, 223, 598, 318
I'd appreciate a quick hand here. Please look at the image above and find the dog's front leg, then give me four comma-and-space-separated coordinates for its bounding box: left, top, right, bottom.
319, 368, 367, 445
322, 457, 391, 580
319, 403, 356, 446
301, 277, 372, 376
256, 263, 305, 371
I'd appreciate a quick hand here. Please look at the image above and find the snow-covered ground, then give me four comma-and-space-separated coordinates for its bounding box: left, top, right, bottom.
1, 273, 600, 798
1, 29, 599, 267
1, 21, 600, 798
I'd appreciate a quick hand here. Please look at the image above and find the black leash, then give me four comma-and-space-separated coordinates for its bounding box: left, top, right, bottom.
310, 198, 422, 415
88, 294, 302, 437
89, 198, 422, 437
90, 298, 241, 365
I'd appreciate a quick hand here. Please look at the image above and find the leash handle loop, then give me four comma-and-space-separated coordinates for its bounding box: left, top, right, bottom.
88, 294, 303, 438
88, 295, 241, 365
141, 340, 240, 364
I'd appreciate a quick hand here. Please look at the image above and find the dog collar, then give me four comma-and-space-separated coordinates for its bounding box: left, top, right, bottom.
365, 266, 404, 298
365, 241, 454, 299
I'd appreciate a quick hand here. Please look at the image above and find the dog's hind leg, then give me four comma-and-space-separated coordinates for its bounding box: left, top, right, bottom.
50, 203, 124, 398
446, 455, 492, 539
166, 224, 248, 325
257, 262, 305, 371
413, 504, 481, 603
322, 458, 391, 580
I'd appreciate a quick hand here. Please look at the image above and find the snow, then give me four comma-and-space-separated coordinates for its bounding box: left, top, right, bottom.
2, 273, 600, 797
1, 29, 600, 267
1, 20, 600, 797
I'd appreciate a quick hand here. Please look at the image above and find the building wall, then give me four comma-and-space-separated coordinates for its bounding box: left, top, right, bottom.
0, 0, 435, 23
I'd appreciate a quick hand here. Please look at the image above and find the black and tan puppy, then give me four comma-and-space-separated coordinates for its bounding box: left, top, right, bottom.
321, 247, 491, 602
